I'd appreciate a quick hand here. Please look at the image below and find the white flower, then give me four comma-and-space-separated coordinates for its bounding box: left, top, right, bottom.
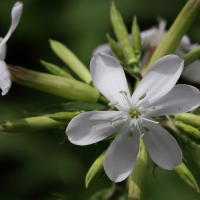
66, 53, 200, 182
93, 19, 200, 83
0, 2, 23, 95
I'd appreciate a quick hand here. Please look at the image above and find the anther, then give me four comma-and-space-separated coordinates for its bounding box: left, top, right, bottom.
143, 126, 150, 132
139, 134, 144, 140
108, 101, 119, 106
119, 90, 127, 96
110, 117, 112, 125
151, 107, 156, 109
112, 120, 120, 128
129, 128, 134, 137
138, 93, 146, 100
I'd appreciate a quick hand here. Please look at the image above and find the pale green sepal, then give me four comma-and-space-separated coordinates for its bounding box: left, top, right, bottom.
132, 16, 141, 59
0, 116, 69, 133
175, 113, 200, 128
40, 60, 74, 79
183, 45, 200, 68
148, 0, 200, 68
106, 33, 126, 63
110, 2, 137, 65
85, 149, 106, 188
49, 39, 92, 84
47, 111, 80, 122
8, 65, 100, 103
128, 139, 147, 200
174, 162, 200, 192
175, 121, 200, 139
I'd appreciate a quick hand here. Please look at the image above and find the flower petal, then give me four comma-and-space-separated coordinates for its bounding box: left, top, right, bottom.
104, 120, 140, 182
144, 85, 200, 116
0, 38, 7, 60
0, 61, 11, 95
66, 111, 124, 145
132, 55, 184, 108
90, 53, 130, 109
0, 2, 23, 49
141, 120, 182, 170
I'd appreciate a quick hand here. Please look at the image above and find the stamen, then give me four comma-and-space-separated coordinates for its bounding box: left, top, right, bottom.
140, 116, 159, 124
136, 123, 142, 136
138, 93, 147, 100
112, 120, 120, 128
143, 126, 150, 132
110, 117, 112, 125
108, 101, 119, 106
151, 107, 156, 109
119, 90, 132, 108
129, 128, 134, 137
139, 134, 144, 140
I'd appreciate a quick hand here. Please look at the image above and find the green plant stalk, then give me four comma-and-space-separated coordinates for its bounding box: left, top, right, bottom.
110, 1, 137, 66
0, 116, 69, 133
183, 45, 200, 68
40, 60, 74, 79
8, 65, 100, 103
49, 39, 92, 84
106, 33, 126, 63
174, 162, 199, 192
148, 0, 200, 68
128, 139, 147, 200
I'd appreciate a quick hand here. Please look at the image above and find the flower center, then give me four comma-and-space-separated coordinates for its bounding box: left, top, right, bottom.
129, 108, 140, 119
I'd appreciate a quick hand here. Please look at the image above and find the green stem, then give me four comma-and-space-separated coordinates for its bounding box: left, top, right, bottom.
98, 96, 109, 105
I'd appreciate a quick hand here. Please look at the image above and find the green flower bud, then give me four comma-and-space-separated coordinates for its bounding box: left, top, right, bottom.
148, 0, 200, 68
106, 33, 126, 63
0, 116, 68, 133
128, 139, 147, 200
85, 149, 106, 188
174, 162, 199, 192
8, 65, 100, 102
174, 121, 200, 139
47, 111, 80, 122
175, 113, 200, 128
110, 2, 137, 66
49, 39, 92, 84
132, 16, 141, 58
40, 60, 74, 79
183, 45, 200, 68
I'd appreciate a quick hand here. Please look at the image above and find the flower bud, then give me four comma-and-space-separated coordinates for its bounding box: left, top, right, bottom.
49, 39, 92, 84
106, 33, 126, 63
110, 2, 137, 66
174, 162, 199, 192
132, 16, 141, 58
174, 121, 200, 139
47, 112, 80, 122
183, 45, 200, 68
40, 60, 74, 79
128, 139, 147, 200
0, 116, 69, 133
175, 113, 200, 128
8, 65, 100, 102
85, 149, 106, 188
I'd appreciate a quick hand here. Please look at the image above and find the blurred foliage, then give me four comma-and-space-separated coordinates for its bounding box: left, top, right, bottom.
0, 0, 200, 199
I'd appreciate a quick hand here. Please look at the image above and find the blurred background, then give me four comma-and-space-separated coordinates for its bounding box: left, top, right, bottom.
0, 0, 200, 199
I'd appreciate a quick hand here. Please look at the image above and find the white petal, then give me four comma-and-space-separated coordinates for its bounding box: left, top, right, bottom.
92, 43, 112, 56
0, 61, 11, 95
104, 120, 140, 182
90, 53, 130, 109
0, 40, 7, 60
132, 55, 184, 108
0, 2, 23, 49
144, 85, 200, 116
141, 120, 182, 170
66, 111, 124, 145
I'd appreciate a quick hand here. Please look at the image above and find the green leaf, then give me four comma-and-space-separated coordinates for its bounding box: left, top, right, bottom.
90, 188, 113, 200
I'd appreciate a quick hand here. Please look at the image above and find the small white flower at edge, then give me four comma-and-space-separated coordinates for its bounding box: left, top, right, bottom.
93, 19, 200, 84
0, 2, 23, 95
66, 53, 200, 182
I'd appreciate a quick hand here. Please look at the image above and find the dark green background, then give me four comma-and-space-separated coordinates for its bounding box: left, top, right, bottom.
0, 0, 200, 199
